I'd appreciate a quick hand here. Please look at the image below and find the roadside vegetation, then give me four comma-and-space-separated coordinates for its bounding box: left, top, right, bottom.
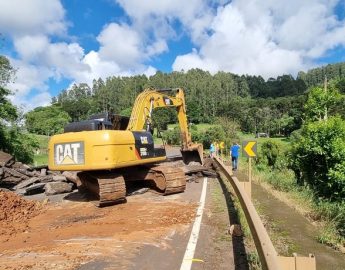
0, 55, 38, 164
249, 81, 345, 250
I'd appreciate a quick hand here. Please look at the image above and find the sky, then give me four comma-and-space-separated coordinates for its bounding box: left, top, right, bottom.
1, 0, 345, 111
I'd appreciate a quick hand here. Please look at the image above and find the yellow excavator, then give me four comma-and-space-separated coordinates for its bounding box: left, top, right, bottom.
48, 88, 203, 206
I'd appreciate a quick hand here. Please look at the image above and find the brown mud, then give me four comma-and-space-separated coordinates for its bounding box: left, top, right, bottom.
0, 194, 196, 270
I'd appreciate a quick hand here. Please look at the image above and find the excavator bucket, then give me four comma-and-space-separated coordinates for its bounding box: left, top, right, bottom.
181, 143, 204, 165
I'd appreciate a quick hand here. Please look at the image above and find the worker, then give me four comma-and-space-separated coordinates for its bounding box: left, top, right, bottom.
230, 142, 240, 171
215, 142, 219, 157
210, 142, 215, 158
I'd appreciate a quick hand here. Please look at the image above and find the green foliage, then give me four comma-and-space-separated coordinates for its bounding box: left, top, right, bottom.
193, 125, 226, 148
298, 62, 345, 88
0, 126, 38, 164
120, 107, 132, 117
25, 105, 71, 135
215, 117, 239, 144
152, 107, 176, 131
0, 55, 38, 163
260, 140, 280, 168
304, 86, 340, 121
0, 55, 15, 86
162, 127, 181, 145
290, 117, 345, 201
58, 83, 93, 121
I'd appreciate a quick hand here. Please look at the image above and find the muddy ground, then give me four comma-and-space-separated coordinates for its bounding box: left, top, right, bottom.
0, 190, 196, 270
0, 176, 247, 270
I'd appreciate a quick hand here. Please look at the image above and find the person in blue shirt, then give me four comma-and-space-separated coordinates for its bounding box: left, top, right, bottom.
210, 142, 215, 158
230, 142, 240, 170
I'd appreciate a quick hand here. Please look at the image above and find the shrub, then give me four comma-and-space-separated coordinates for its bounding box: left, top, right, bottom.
289, 117, 345, 201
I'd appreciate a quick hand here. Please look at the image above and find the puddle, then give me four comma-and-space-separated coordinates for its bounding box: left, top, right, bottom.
252, 182, 345, 270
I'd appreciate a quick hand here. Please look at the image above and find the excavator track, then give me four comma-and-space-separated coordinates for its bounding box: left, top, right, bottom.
77, 171, 126, 207
146, 165, 186, 195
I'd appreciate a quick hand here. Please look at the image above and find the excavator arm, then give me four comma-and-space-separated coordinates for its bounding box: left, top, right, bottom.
127, 88, 203, 164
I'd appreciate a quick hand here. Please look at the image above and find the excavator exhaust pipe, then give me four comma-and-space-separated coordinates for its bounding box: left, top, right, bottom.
181, 143, 204, 165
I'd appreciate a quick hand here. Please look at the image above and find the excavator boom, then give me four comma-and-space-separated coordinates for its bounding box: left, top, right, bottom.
127, 88, 203, 164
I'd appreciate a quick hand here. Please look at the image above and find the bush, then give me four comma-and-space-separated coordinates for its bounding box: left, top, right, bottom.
260, 140, 280, 168
0, 126, 39, 164
289, 117, 345, 201
162, 127, 181, 145
197, 125, 226, 149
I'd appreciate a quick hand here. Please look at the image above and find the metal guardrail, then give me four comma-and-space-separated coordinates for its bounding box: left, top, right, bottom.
213, 156, 316, 270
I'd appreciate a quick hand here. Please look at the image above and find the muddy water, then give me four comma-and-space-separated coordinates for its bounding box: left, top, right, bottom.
252, 182, 345, 270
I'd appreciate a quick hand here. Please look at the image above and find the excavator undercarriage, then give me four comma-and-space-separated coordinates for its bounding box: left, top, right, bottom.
77, 165, 186, 206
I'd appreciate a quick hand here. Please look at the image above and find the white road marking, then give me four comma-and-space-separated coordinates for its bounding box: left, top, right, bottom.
180, 177, 208, 270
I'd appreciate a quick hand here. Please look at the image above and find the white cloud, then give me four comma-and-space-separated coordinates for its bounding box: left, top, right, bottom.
97, 23, 142, 68
7, 59, 53, 110
3, 0, 345, 111
172, 0, 345, 78
0, 0, 66, 36
2, 1, 162, 111
115, 0, 214, 43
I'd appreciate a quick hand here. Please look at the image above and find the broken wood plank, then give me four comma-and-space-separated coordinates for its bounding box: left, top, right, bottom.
1, 176, 22, 184
14, 177, 40, 190
3, 167, 30, 180
0, 151, 14, 167
25, 183, 46, 195
15, 168, 36, 177
62, 171, 80, 185
182, 165, 208, 174
45, 182, 73, 195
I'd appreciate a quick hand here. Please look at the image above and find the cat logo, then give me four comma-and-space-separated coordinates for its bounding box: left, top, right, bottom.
54, 142, 84, 165
140, 136, 148, 144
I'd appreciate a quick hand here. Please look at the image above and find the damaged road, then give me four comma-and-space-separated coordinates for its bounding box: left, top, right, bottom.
0, 150, 241, 270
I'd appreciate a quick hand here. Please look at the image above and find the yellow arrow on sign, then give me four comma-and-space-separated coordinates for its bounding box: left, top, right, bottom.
244, 141, 256, 157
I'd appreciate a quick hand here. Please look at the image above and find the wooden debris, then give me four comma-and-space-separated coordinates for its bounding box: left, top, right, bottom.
14, 177, 40, 190
3, 167, 29, 180
0, 150, 76, 197
0, 151, 14, 167
40, 168, 47, 176
45, 182, 73, 195
52, 175, 67, 182
62, 171, 80, 185
26, 183, 46, 195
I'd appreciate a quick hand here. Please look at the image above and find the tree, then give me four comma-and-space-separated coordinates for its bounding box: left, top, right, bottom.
25, 105, 71, 135
58, 83, 93, 121
0, 55, 38, 163
304, 85, 340, 122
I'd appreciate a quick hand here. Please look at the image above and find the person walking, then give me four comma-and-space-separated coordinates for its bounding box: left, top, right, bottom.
210, 142, 215, 158
230, 142, 240, 170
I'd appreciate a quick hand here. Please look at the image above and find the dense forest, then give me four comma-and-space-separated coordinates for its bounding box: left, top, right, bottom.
25, 62, 345, 138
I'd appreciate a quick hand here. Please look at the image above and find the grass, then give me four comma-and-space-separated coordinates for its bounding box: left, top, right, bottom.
252, 162, 345, 250
29, 134, 50, 166
31, 133, 50, 149
33, 153, 48, 166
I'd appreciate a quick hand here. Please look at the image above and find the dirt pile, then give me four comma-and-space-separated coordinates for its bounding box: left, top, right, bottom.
0, 190, 43, 235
